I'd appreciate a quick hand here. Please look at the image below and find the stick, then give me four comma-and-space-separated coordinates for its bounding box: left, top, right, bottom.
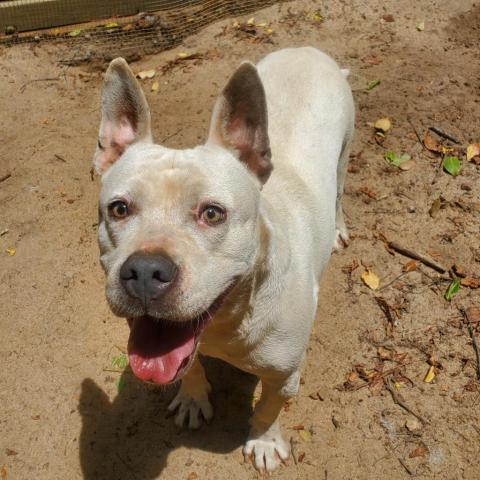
0, 172, 11, 183
353, 363, 411, 391
407, 116, 426, 150
290, 437, 298, 465
463, 310, 480, 380
388, 241, 448, 274
20, 77, 60, 93
398, 457, 415, 476
385, 379, 428, 424
429, 126, 460, 145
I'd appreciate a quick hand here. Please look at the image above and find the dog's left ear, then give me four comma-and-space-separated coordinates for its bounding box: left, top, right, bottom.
93, 58, 152, 174
207, 62, 272, 184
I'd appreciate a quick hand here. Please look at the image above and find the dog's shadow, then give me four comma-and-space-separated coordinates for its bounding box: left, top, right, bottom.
79, 357, 257, 479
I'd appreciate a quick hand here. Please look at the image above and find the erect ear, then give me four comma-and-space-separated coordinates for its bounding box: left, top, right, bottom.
207, 62, 272, 184
93, 58, 152, 174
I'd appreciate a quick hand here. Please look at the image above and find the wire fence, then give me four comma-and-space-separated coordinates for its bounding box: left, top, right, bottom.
1, 1, 286, 63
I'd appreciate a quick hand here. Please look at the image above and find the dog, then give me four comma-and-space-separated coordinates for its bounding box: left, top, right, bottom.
93, 47, 354, 472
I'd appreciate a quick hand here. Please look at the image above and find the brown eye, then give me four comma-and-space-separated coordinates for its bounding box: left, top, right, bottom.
108, 200, 129, 219
200, 205, 226, 225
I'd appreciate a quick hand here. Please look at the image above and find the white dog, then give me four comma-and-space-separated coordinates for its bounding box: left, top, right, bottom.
94, 47, 354, 472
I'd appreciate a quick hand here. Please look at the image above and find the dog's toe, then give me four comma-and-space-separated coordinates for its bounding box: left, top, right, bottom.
168, 390, 213, 429
333, 228, 350, 251
243, 432, 289, 472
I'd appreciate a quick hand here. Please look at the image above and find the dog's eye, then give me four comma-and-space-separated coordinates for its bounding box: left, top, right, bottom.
200, 205, 226, 225
108, 200, 129, 219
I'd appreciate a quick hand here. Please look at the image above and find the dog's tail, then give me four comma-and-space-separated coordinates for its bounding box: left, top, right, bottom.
340, 68, 350, 78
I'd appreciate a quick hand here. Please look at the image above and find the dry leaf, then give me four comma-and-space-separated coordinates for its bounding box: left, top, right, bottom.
429, 197, 442, 218
361, 269, 380, 290
465, 307, 480, 324
423, 132, 441, 152
137, 69, 156, 80
403, 260, 417, 272
292, 424, 305, 430
151, 81, 159, 93
5, 449, 17, 456
398, 159, 415, 171
5, 248, 16, 256
424, 365, 435, 383
467, 143, 480, 164
405, 418, 421, 432
298, 452, 306, 462
374, 117, 391, 132
298, 429, 311, 442
409, 446, 428, 458
186, 473, 198, 480
0, 465, 6, 479
460, 277, 480, 289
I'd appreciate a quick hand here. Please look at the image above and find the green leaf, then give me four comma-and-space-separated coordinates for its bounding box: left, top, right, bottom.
367, 79, 381, 90
444, 278, 460, 301
384, 151, 411, 167
443, 156, 461, 176
112, 353, 128, 369
67, 29, 82, 37
117, 377, 126, 393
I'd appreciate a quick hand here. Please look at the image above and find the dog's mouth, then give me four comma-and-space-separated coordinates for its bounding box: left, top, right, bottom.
126, 286, 233, 384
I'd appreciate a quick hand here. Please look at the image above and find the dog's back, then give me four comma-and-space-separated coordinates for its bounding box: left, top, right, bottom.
257, 47, 354, 272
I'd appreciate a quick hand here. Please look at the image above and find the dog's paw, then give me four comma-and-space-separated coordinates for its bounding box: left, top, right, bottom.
167, 390, 213, 429
243, 430, 290, 472
333, 227, 350, 250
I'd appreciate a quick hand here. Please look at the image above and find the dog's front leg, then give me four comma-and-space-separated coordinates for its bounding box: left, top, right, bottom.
244, 371, 299, 472
167, 357, 213, 429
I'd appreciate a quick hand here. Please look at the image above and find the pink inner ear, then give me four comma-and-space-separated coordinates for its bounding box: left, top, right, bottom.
96, 116, 136, 173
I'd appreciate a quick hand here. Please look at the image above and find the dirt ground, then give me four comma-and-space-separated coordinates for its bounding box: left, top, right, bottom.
1, 1, 480, 479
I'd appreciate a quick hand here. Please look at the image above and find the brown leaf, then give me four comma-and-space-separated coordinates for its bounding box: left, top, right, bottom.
298, 452, 306, 462
460, 277, 480, 289
292, 424, 305, 431
186, 473, 198, 480
358, 186, 377, 199
403, 260, 418, 272
382, 14, 395, 22
423, 132, 441, 153
363, 55, 380, 65
465, 307, 480, 324
429, 197, 442, 218
466, 143, 480, 164
409, 446, 428, 458
5, 449, 17, 456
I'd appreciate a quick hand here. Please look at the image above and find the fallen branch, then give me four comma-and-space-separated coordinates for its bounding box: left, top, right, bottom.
385, 379, 428, 425
388, 241, 448, 274
462, 310, 480, 380
429, 126, 460, 145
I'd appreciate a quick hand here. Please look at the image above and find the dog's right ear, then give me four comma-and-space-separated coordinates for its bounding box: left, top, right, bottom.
93, 58, 152, 174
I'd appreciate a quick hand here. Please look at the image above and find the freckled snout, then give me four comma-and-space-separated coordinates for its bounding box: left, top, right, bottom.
120, 252, 178, 306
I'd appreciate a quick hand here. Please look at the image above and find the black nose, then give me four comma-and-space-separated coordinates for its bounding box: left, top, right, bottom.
120, 252, 177, 305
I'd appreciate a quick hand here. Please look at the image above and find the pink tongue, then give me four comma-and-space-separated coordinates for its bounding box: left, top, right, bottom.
127, 316, 196, 384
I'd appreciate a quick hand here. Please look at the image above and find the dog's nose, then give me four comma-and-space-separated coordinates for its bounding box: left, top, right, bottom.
120, 252, 177, 304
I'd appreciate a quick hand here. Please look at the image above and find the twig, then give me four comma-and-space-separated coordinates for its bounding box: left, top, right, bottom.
388, 241, 448, 274
54, 154, 66, 163
0, 172, 12, 183
462, 310, 480, 380
429, 126, 460, 145
379, 272, 408, 291
20, 76, 60, 93
114, 344, 127, 354
160, 128, 182, 144
290, 437, 298, 465
353, 363, 411, 391
375, 296, 396, 333
407, 116, 426, 150
385, 379, 428, 424
398, 457, 415, 476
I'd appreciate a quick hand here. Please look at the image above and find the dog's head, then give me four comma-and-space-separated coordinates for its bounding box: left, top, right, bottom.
94, 58, 272, 384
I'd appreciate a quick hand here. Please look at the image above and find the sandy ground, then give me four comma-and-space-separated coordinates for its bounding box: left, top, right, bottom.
1, 1, 480, 479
